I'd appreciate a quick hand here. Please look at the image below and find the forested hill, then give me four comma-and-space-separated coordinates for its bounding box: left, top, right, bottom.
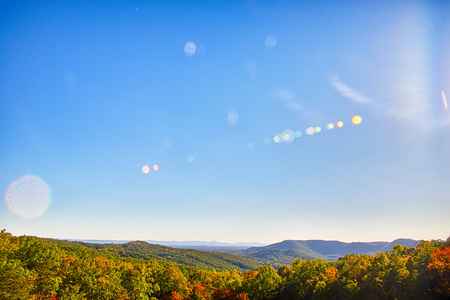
2, 230, 449, 300
39, 238, 260, 271
240, 238, 419, 262
45, 238, 422, 270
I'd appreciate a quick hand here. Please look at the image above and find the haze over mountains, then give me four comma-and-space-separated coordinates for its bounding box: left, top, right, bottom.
63, 238, 419, 268
67, 239, 266, 248
237, 239, 419, 265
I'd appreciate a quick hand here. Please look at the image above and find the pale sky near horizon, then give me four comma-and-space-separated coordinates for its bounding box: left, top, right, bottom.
1, 0, 449, 244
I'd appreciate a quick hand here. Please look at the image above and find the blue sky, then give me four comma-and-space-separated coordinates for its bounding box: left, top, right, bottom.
1, 0, 449, 243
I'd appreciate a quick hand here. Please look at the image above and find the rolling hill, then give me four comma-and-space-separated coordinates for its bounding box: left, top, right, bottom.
239, 238, 420, 263
40, 238, 261, 271
41, 237, 420, 270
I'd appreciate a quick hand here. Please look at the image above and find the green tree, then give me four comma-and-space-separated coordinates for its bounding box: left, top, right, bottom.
0, 230, 34, 299
241, 266, 281, 300
155, 264, 190, 299
122, 263, 157, 300
13, 235, 63, 299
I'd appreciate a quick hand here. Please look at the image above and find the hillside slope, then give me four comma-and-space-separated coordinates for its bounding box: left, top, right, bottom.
241, 238, 420, 262
41, 238, 261, 271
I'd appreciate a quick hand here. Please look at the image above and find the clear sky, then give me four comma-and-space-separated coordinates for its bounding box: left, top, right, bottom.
1, 0, 449, 244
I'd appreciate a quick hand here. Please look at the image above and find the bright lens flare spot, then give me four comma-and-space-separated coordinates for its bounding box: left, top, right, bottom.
294, 131, 301, 138
443, 91, 448, 110
4, 175, 51, 219
142, 165, 150, 174
326, 123, 335, 130
306, 127, 315, 135
184, 42, 196, 57
315, 127, 322, 133
336, 121, 344, 128
282, 129, 295, 143
153, 164, 159, 171
274, 134, 283, 143
352, 115, 362, 125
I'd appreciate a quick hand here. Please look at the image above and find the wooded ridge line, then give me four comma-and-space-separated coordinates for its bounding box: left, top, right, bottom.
1, 230, 449, 299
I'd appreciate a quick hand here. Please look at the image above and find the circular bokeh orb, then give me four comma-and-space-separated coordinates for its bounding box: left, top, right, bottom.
153, 164, 159, 171
188, 156, 194, 163
336, 121, 344, 128
265, 35, 277, 48
184, 42, 196, 57
142, 165, 150, 174
352, 115, 362, 125
326, 123, 335, 130
274, 134, 283, 143
282, 129, 295, 143
227, 112, 239, 125
306, 127, 315, 135
4, 175, 51, 219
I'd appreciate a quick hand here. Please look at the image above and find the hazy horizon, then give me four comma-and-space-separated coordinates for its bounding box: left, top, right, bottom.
1, 0, 449, 244
5, 230, 444, 246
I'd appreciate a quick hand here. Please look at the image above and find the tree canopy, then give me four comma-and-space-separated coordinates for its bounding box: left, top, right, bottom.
1, 230, 449, 300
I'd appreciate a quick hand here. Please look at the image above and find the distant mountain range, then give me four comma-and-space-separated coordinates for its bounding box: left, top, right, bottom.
64, 239, 266, 248
236, 238, 420, 266
60, 237, 420, 269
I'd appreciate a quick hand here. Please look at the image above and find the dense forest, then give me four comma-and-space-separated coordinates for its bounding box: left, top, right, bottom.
1, 230, 449, 300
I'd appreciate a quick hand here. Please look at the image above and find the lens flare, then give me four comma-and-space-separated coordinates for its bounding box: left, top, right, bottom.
264, 138, 271, 145
142, 165, 150, 174
153, 164, 159, 171
188, 156, 194, 163
282, 129, 295, 143
265, 35, 277, 48
352, 115, 362, 125
227, 112, 239, 125
184, 42, 196, 57
306, 127, 315, 135
443, 91, 448, 110
4, 175, 51, 219
268, 116, 362, 147
274, 134, 283, 143
162, 138, 174, 150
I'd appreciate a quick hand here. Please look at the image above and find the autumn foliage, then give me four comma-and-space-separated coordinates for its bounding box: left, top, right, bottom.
428, 246, 450, 296
1, 229, 449, 300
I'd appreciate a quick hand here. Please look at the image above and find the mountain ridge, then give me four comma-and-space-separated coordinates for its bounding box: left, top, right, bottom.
57, 237, 421, 268
61, 239, 266, 247
238, 238, 420, 263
